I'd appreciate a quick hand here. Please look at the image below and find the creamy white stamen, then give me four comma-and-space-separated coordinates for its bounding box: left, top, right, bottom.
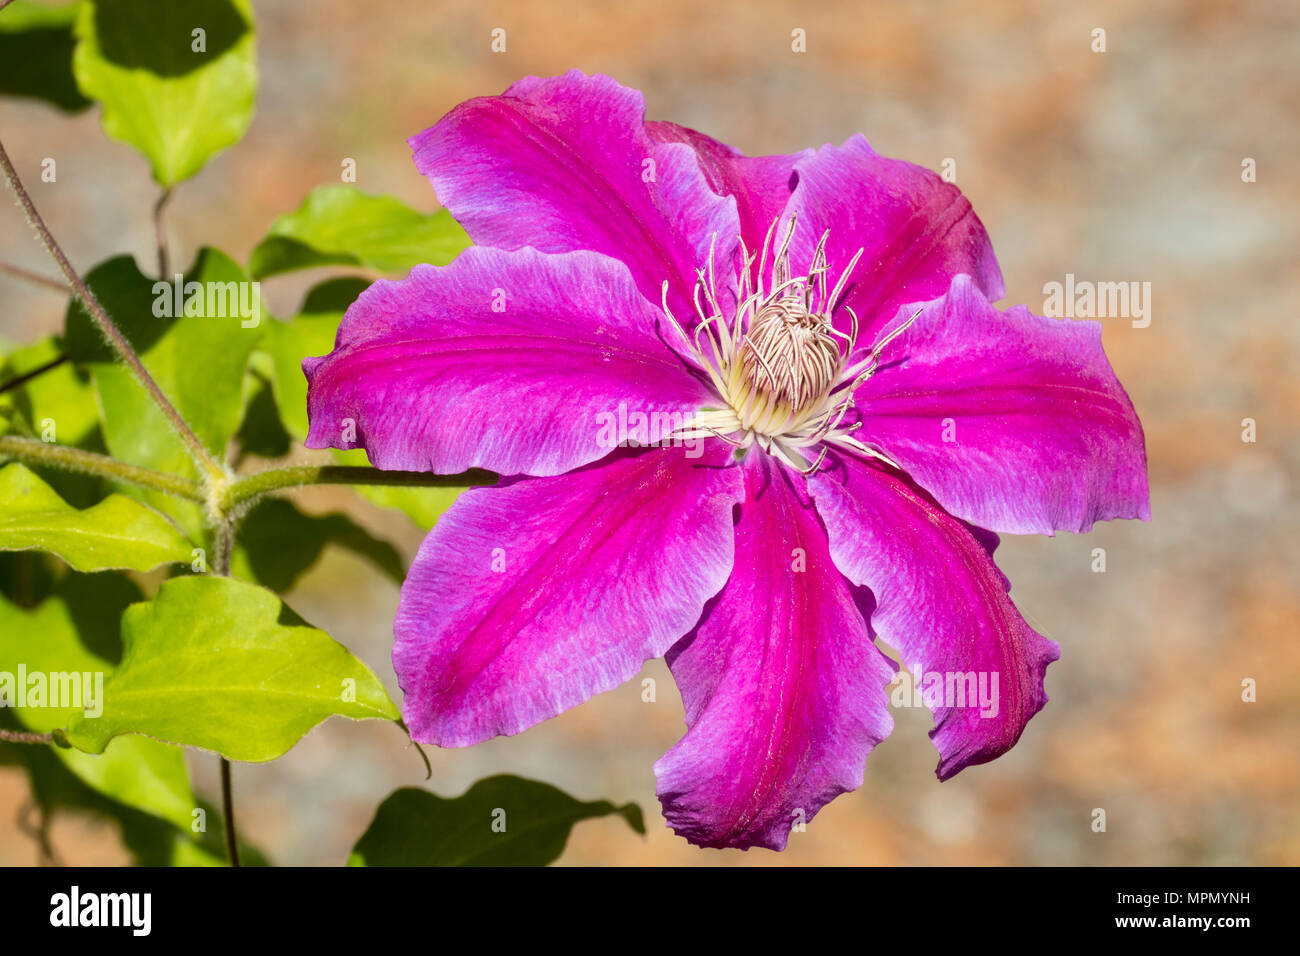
662, 212, 920, 474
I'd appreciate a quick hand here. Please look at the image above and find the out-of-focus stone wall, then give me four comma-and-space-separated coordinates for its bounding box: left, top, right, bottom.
1, 0, 1296, 865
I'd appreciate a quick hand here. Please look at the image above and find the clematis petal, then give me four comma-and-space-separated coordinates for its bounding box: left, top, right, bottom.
394, 443, 744, 747
303, 245, 715, 476
853, 274, 1151, 535
808, 451, 1060, 781
409, 70, 740, 322
647, 121, 810, 259
785, 134, 1004, 346
655, 455, 895, 850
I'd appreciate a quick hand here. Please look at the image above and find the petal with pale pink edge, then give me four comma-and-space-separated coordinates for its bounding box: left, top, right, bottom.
853, 274, 1150, 535
409, 70, 739, 322
303, 246, 714, 477
784, 135, 1004, 347
647, 121, 810, 259
394, 443, 744, 747
655, 455, 895, 849
809, 451, 1059, 781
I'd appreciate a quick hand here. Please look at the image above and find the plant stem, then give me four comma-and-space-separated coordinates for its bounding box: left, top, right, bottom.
207, 512, 241, 866
0, 138, 224, 484
219, 757, 241, 867
0, 355, 69, 395
0, 261, 69, 294
153, 188, 172, 279
0, 435, 205, 501
0, 729, 54, 745
221, 464, 497, 510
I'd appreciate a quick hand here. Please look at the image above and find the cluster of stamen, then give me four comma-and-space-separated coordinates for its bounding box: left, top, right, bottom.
662, 213, 919, 474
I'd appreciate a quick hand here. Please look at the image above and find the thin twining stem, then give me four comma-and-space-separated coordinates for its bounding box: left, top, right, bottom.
0, 261, 69, 294
0, 355, 69, 396
0, 137, 223, 483
154, 188, 172, 279
0, 435, 205, 500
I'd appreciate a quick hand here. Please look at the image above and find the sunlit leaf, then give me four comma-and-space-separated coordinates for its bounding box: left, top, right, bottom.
0, 575, 196, 831
70, 251, 264, 535
249, 186, 468, 279
0, 337, 99, 449
72, 0, 257, 185
348, 777, 645, 867
0, 463, 191, 572
62, 575, 400, 762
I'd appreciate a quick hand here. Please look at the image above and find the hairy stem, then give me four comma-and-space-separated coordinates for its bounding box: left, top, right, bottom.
0, 138, 223, 484
0, 261, 69, 294
208, 512, 241, 866
0, 435, 205, 501
221, 463, 497, 511
0, 729, 54, 745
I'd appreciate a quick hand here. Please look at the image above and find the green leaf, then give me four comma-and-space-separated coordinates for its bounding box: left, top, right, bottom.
263, 277, 364, 439
11, 743, 269, 866
0, 575, 197, 831
86, 249, 264, 461
347, 777, 645, 867
249, 186, 469, 279
71, 251, 264, 534
231, 496, 403, 592
0, 463, 191, 572
0, 1, 92, 112
63, 254, 173, 365
0, 337, 99, 448
63, 575, 400, 762
234, 368, 291, 459
71, 0, 257, 186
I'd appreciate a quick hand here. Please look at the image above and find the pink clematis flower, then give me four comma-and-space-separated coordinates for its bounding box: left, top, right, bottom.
303, 71, 1149, 850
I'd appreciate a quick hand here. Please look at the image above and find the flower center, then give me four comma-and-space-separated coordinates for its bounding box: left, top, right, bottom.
739, 294, 841, 414
661, 213, 919, 475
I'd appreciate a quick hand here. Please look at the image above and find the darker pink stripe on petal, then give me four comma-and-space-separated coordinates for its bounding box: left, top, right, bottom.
854, 274, 1151, 535
409, 70, 740, 323
809, 451, 1059, 781
655, 454, 895, 850
394, 443, 744, 747
303, 246, 715, 477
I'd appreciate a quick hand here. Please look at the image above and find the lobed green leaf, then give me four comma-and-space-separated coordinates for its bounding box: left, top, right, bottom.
348, 776, 645, 867
249, 186, 469, 280
71, 0, 257, 186
63, 574, 400, 762
0, 463, 191, 572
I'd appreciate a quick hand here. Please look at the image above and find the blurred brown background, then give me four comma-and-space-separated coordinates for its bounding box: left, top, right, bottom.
1, 0, 1298, 865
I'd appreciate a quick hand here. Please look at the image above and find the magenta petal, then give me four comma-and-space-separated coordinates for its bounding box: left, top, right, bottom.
409, 70, 740, 321
856, 274, 1151, 534
786, 134, 1004, 345
647, 121, 810, 257
303, 246, 714, 476
655, 455, 895, 850
809, 452, 1059, 780
394, 444, 744, 747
